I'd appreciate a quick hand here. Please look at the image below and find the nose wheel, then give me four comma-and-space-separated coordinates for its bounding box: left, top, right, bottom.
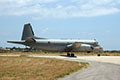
97, 53, 100, 56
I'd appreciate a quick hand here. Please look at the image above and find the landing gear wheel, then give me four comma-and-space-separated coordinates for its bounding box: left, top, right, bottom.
87, 51, 91, 53
67, 53, 70, 56
97, 53, 100, 56
71, 53, 75, 57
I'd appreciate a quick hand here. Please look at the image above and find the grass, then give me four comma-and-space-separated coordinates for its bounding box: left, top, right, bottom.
101, 52, 120, 56
0, 56, 88, 80
0, 51, 120, 56
0, 51, 101, 56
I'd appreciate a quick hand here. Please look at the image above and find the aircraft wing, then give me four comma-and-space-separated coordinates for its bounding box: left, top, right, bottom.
65, 42, 82, 51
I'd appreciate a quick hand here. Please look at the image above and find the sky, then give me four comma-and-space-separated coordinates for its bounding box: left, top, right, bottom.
0, 0, 120, 50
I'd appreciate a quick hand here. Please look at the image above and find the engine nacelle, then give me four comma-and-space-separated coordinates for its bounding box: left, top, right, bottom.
79, 44, 92, 51
79, 44, 103, 52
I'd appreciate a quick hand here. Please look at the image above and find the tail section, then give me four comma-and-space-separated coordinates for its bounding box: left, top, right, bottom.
21, 23, 35, 40
8, 23, 45, 45
21, 23, 45, 40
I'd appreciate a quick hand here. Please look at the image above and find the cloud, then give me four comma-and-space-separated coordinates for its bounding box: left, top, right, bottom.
0, 0, 120, 18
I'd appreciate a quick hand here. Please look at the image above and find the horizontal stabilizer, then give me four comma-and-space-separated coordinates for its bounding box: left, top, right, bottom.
7, 41, 25, 45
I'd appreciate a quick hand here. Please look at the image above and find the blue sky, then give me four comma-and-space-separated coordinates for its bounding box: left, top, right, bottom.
0, 0, 120, 50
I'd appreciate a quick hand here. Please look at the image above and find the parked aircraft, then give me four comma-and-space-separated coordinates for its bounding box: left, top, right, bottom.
8, 23, 103, 57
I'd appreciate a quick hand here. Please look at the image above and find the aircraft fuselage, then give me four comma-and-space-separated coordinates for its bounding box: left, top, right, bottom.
24, 39, 102, 52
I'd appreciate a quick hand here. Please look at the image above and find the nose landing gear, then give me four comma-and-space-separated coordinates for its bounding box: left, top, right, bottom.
97, 53, 101, 56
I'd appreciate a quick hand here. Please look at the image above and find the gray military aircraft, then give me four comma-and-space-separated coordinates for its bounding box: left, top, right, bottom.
8, 23, 103, 57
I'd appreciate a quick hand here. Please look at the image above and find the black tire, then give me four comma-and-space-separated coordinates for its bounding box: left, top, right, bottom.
98, 53, 100, 56
87, 51, 91, 53
67, 53, 70, 56
71, 53, 75, 57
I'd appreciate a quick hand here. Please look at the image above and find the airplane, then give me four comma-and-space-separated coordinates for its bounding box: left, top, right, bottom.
8, 23, 103, 57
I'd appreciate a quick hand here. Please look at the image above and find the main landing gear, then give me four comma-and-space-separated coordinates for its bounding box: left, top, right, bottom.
67, 52, 75, 57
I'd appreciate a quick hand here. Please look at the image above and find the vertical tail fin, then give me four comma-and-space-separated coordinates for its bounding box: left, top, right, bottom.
21, 23, 46, 40
21, 23, 35, 40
